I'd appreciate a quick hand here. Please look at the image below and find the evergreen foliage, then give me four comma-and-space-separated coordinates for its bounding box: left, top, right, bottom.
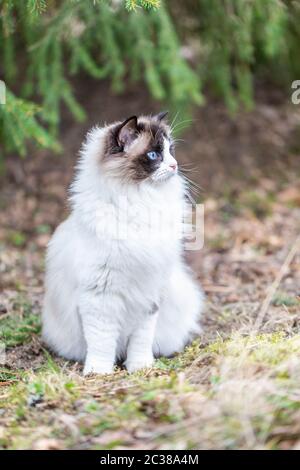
0, 0, 299, 159
0, 90, 60, 160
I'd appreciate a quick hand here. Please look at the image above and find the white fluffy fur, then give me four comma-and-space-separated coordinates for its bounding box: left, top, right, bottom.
42, 125, 203, 374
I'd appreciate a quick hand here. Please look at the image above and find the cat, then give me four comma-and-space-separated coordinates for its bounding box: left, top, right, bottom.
42, 112, 204, 374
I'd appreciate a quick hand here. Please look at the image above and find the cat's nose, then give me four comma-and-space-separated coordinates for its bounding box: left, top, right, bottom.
169, 162, 177, 171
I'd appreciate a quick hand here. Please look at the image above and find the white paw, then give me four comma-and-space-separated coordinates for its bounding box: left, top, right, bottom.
83, 358, 114, 376
125, 356, 154, 373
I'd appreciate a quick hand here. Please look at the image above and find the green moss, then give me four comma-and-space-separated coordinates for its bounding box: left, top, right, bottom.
0, 368, 23, 383
0, 298, 41, 347
203, 332, 300, 369
207, 234, 230, 251
239, 191, 274, 218
272, 292, 300, 307
221, 189, 275, 220
7, 231, 27, 247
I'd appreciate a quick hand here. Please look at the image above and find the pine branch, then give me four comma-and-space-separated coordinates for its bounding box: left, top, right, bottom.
0, 0, 299, 160
125, 0, 160, 11
0, 90, 60, 158
26, 0, 47, 16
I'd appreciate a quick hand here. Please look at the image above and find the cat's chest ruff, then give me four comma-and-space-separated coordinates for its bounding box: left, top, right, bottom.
101, 191, 182, 247
95, 235, 176, 277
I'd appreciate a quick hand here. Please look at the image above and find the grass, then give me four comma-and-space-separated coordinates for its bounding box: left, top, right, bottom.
1, 324, 300, 449
272, 292, 300, 308
0, 302, 40, 348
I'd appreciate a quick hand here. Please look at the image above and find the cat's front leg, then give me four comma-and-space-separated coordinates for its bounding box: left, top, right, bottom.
79, 292, 121, 375
125, 309, 158, 373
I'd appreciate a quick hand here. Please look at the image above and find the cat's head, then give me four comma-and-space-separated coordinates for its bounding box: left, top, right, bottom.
101, 112, 178, 183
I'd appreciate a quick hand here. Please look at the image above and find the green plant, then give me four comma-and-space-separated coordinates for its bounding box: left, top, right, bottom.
1, 0, 299, 160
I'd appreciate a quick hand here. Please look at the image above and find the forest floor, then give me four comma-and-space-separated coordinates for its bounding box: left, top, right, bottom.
0, 89, 300, 449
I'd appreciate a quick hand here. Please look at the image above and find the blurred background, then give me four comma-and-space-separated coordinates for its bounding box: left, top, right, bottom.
0, 0, 300, 450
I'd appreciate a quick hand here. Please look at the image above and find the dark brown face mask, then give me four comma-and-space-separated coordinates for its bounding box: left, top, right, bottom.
103, 112, 173, 182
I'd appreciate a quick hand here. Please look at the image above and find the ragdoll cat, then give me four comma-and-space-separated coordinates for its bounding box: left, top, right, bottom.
42, 112, 203, 374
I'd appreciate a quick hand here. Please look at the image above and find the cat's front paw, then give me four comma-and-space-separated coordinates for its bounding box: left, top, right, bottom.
125, 355, 154, 373
83, 357, 114, 376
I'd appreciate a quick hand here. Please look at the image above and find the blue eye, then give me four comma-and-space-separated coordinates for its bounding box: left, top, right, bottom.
147, 151, 158, 161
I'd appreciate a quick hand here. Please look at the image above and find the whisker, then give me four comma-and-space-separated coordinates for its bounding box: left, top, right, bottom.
179, 166, 200, 174
170, 111, 180, 131
179, 161, 198, 167
171, 118, 194, 134
179, 166, 202, 182
171, 118, 194, 129
181, 182, 201, 198
179, 172, 203, 197
186, 181, 203, 193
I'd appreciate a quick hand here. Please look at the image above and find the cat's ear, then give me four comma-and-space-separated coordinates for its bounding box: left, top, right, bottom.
155, 111, 169, 122
117, 116, 138, 148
